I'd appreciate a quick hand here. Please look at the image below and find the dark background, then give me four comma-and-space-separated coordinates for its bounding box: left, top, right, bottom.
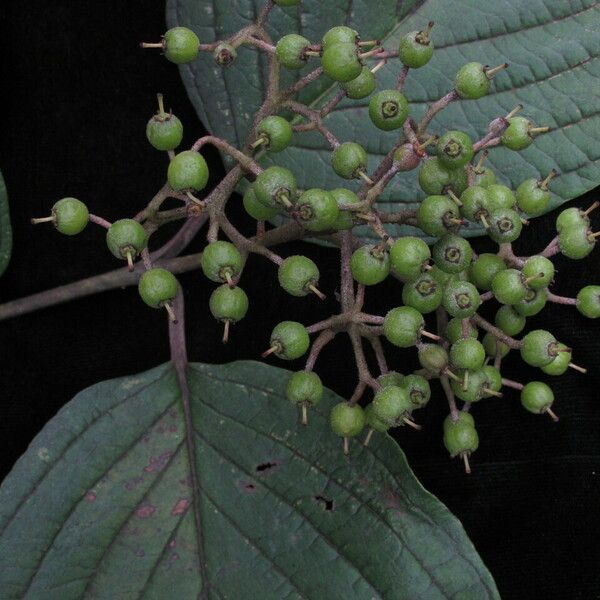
1, 2, 599, 599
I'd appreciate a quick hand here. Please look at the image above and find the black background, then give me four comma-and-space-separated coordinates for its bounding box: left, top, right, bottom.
1, 2, 599, 599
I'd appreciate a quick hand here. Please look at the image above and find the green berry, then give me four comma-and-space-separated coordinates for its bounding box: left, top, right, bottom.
540, 343, 573, 376
487, 208, 523, 244
418, 343, 448, 374
401, 374, 431, 409
369, 90, 409, 131
522, 256, 554, 290
516, 177, 552, 216
418, 158, 454, 195
365, 404, 390, 433
163, 27, 200, 64
416, 195, 461, 237
390, 237, 431, 281
277, 255, 320, 297
200, 241, 242, 284
445, 316, 478, 344
268, 321, 310, 360
138, 268, 179, 308
468, 253, 507, 290
450, 368, 487, 403
501, 116, 536, 151
521, 382, 555, 415
577, 285, 600, 318
372, 385, 412, 426
495, 305, 526, 336
483, 332, 510, 359
378, 371, 405, 388
243, 185, 278, 221
322, 26, 359, 50
449, 338, 485, 371
437, 131, 474, 169
491, 269, 527, 305
209, 284, 249, 323
472, 166, 497, 188
168, 150, 209, 192
443, 412, 475, 431
330, 402, 366, 438
331, 142, 368, 180
520, 329, 560, 367
256, 116, 293, 153
402, 274, 442, 314
321, 43, 362, 83
432, 234, 473, 274
383, 306, 425, 348
296, 188, 339, 232
486, 184, 516, 210
443, 280, 481, 318
254, 166, 297, 210
341, 67, 376, 99
556, 207, 590, 233
331, 188, 360, 230
559, 224, 596, 259
481, 365, 502, 396
286, 371, 323, 406
50, 198, 89, 235
454, 62, 490, 99
275, 34, 310, 70
398, 26, 434, 68
514, 288, 547, 317
106, 219, 148, 261
459, 186, 492, 224
444, 421, 479, 458
350, 244, 390, 286
146, 108, 183, 151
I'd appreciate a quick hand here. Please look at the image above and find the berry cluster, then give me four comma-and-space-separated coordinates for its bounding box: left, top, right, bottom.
33, 1, 599, 472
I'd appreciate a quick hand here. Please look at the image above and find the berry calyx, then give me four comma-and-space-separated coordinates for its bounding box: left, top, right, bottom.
350, 244, 390, 286
275, 34, 311, 70
254, 116, 293, 153
432, 233, 473, 274
286, 370, 323, 425
401, 374, 432, 409
443, 280, 481, 318
209, 284, 249, 343
321, 42, 363, 82
521, 381, 557, 421
402, 273, 442, 314
487, 208, 523, 243
214, 42, 237, 66
398, 22, 434, 68
32, 198, 89, 236
437, 130, 474, 169
146, 94, 183, 151
168, 150, 209, 192
254, 166, 297, 210
278, 255, 324, 299
389, 236, 431, 282
263, 321, 310, 361
331, 142, 370, 182
106, 219, 148, 269
138, 268, 179, 321
330, 402, 366, 454
577, 285, 600, 318
295, 188, 339, 232
369, 90, 409, 131
200, 240, 243, 285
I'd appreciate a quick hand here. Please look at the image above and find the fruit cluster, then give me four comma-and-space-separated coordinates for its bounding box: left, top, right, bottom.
33, 0, 599, 471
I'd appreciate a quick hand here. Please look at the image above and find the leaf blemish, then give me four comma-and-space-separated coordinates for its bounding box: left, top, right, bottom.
135, 504, 156, 519
84, 491, 97, 502
171, 498, 191, 516
314, 495, 334, 511
144, 451, 173, 473
255, 461, 279, 473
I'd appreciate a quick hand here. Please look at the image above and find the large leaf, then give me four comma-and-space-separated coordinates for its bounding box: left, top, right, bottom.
0, 361, 499, 599
0, 170, 11, 276
167, 0, 600, 241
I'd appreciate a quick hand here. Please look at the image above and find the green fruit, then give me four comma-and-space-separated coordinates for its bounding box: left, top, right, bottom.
437, 131, 474, 169
520, 329, 559, 367
146, 112, 183, 151
559, 225, 596, 259
444, 421, 479, 457
418, 343, 448, 374
254, 166, 297, 210
50, 198, 89, 235
501, 116, 536, 151
522, 256, 554, 290
402, 274, 442, 314
418, 158, 453, 195
459, 186, 491, 224
322, 26, 359, 50
256, 116, 293, 153
200, 241, 243, 283
368, 90, 409, 131
432, 234, 473, 274
472, 166, 497, 188
372, 385, 412, 426
416, 195, 461, 237
401, 374, 431, 409
556, 207, 590, 232
383, 306, 425, 348
541, 343, 573, 376
390, 236, 431, 281
450, 368, 487, 403
521, 382, 554, 415
331, 142, 368, 180
468, 253, 507, 290
515, 288, 547, 317
330, 402, 366, 438
516, 177, 552, 216
449, 338, 485, 371
243, 185, 279, 221
163, 27, 200, 64
454, 62, 490, 99
378, 371, 405, 388
268, 321, 310, 360
443, 412, 475, 431
277, 255, 320, 297
168, 150, 209, 192
398, 28, 434, 68
350, 245, 390, 286
445, 316, 477, 344
365, 404, 390, 433
491, 269, 527, 305
286, 371, 323, 406
321, 42, 362, 82
443, 280, 481, 318
486, 184, 516, 210
331, 188, 360, 230
487, 208, 523, 244
106, 219, 148, 261
275, 34, 310, 70
296, 188, 339, 232
209, 284, 249, 323
482, 333, 510, 359
495, 305, 526, 336
481, 365, 502, 396
138, 268, 179, 308
577, 285, 600, 318
341, 67, 376, 99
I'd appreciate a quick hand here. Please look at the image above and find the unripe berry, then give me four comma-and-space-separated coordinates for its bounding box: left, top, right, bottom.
416, 195, 461, 237
495, 305, 526, 336
468, 253, 507, 290
364, 404, 390, 434
559, 224, 596, 260
482, 332, 510, 359
520, 329, 560, 367
501, 116, 548, 151
254, 166, 297, 210
401, 374, 432, 409
296, 188, 339, 232
432, 234, 473, 274
138, 268, 179, 308
350, 244, 390, 286
522, 256, 554, 290
418, 343, 448, 374
106, 219, 148, 263
487, 208, 523, 244
516, 175, 553, 216
449, 338, 485, 371
341, 67, 376, 99
330, 402, 366, 440
491, 269, 527, 305
266, 321, 310, 360
286, 371, 323, 407
209, 285, 249, 341
369, 90, 409, 131
577, 285, 600, 318
389, 236, 431, 281
383, 306, 425, 348
402, 274, 442, 314
454, 62, 490, 99
278, 255, 322, 298
372, 385, 412, 426
321, 43, 363, 82
399, 24, 434, 68
168, 150, 209, 192
243, 185, 278, 221
331, 188, 360, 230
442, 280, 481, 318
331, 142, 369, 180
41, 198, 89, 235
255, 116, 293, 153
200, 241, 243, 284
419, 158, 467, 196
486, 184, 516, 210
521, 381, 555, 417
443, 420, 479, 458
146, 95, 183, 151
437, 131, 474, 169
163, 27, 200, 64
322, 26, 359, 50
275, 34, 310, 70
445, 316, 478, 344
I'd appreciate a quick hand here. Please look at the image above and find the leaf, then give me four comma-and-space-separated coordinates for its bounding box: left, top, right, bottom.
0, 361, 499, 599
0, 170, 12, 276
166, 0, 600, 241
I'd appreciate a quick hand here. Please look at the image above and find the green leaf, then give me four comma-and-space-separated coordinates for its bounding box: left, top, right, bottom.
0, 361, 498, 599
0, 170, 12, 276
166, 0, 600, 241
